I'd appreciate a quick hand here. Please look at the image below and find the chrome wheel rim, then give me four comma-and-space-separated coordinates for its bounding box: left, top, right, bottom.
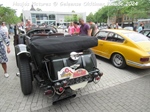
113, 54, 123, 67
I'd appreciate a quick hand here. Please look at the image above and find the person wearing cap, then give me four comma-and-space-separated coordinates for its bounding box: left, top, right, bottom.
1, 22, 9, 38
0, 28, 10, 78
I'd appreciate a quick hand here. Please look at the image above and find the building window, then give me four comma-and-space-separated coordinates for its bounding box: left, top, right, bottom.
32, 17, 36, 24
36, 14, 39, 20
49, 14, 55, 20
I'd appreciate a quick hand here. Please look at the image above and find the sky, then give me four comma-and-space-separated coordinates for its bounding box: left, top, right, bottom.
1, 0, 110, 16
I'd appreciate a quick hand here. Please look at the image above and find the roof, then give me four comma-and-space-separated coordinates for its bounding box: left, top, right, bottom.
30, 5, 35, 11
101, 29, 134, 33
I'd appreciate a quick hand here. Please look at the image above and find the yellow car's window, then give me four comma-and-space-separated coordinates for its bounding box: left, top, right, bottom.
106, 32, 125, 43
96, 31, 108, 40
123, 32, 150, 42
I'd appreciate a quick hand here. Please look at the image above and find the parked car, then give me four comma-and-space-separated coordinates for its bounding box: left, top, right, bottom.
140, 29, 150, 38
14, 27, 103, 104
123, 26, 133, 31
58, 24, 67, 29
91, 29, 150, 69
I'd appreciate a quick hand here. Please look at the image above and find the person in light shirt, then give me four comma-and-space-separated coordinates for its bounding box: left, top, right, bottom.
25, 20, 32, 31
1, 22, 9, 38
0, 28, 10, 78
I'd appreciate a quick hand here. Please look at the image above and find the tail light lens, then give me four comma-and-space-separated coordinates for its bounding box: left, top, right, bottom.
95, 76, 100, 80
44, 89, 53, 95
59, 87, 64, 92
140, 58, 149, 62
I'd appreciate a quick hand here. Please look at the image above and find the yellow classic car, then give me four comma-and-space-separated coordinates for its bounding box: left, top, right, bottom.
91, 29, 150, 69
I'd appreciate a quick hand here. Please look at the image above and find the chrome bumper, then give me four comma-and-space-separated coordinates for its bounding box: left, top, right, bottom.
127, 60, 150, 68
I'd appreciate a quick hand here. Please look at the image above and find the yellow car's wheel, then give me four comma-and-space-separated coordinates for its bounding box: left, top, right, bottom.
111, 53, 126, 69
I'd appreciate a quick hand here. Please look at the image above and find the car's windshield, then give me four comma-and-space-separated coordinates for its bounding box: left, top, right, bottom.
123, 32, 150, 42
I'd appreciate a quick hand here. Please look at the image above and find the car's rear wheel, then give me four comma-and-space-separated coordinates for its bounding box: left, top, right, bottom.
18, 54, 32, 95
111, 53, 126, 68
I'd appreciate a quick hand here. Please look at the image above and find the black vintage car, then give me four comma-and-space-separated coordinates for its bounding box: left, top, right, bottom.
14, 26, 103, 104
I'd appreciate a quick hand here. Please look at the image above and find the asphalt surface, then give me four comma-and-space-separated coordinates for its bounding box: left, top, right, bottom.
0, 33, 150, 112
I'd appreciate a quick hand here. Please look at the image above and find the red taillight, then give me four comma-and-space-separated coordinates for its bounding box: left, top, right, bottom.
95, 76, 100, 80
44, 89, 53, 95
59, 87, 64, 92
140, 58, 149, 62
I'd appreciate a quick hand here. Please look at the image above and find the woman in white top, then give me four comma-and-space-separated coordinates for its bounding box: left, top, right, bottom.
1, 22, 8, 38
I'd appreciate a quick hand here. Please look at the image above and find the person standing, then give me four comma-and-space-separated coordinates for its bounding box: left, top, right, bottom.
142, 23, 145, 30
79, 18, 91, 36
1, 22, 9, 38
68, 22, 74, 35
133, 23, 138, 32
0, 29, 10, 78
88, 21, 97, 36
25, 20, 32, 31
138, 24, 143, 32
73, 21, 80, 35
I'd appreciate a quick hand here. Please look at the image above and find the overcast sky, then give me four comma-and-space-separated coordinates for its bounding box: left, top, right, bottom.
2, 0, 110, 16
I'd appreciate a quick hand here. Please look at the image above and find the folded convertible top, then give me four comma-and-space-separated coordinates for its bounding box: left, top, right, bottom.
30, 35, 98, 54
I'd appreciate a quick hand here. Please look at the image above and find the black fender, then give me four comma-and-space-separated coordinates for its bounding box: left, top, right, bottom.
18, 34, 26, 44
15, 44, 30, 67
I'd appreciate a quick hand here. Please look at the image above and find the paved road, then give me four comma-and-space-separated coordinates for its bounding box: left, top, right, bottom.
0, 35, 150, 112
34, 74, 150, 112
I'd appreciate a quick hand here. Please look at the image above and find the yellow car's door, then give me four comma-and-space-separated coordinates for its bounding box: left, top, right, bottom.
103, 32, 125, 58
93, 31, 109, 57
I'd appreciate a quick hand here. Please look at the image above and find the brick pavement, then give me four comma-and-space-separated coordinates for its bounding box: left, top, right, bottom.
0, 35, 150, 112
34, 74, 150, 112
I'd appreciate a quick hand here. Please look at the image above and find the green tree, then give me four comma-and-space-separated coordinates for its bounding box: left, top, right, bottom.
0, 5, 21, 24
94, 6, 113, 23
64, 15, 81, 22
120, 0, 150, 18
86, 12, 95, 22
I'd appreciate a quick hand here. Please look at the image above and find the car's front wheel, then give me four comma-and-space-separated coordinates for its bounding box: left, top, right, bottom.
111, 53, 126, 68
18, 54, 33, 95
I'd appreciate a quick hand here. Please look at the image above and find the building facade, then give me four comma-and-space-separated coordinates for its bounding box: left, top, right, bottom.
22, 10, 86, 26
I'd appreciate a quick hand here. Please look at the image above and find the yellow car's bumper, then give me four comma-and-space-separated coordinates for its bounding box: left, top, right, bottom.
127, 60, 150, 69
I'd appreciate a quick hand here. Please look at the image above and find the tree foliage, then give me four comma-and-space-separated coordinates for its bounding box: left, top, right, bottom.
86, 12, 95, 22
86, 0, 150, 23
64, 11, 81, 22
0, 5, 21, 24
64, 14, 81, 22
